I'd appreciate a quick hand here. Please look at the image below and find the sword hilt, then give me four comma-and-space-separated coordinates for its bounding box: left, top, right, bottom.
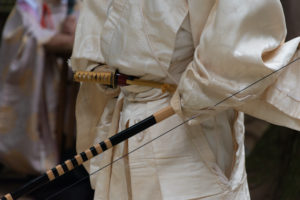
74, 71, 116, 88
74, 71, 177, 93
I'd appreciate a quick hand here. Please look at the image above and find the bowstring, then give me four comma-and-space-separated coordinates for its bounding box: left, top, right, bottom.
46, 57, 300, 200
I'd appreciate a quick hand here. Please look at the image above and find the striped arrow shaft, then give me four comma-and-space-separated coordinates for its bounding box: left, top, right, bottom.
1, 106, 175, 200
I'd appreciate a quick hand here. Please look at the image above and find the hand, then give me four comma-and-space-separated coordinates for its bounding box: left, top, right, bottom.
44, 33, 74, 54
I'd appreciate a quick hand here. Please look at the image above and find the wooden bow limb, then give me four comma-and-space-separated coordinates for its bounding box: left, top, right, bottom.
73, 71, 177, 93
1, 106, 175, 200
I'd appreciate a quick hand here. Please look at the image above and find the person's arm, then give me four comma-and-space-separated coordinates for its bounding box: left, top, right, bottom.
172, 0, 300, 124
44, 15, 77, 53
44, 33, 74, 53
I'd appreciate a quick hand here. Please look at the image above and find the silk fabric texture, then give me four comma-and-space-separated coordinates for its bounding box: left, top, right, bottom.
71, 0, 300, 199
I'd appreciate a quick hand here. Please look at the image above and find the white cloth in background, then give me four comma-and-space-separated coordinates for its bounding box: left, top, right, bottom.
0, 0, 67, 174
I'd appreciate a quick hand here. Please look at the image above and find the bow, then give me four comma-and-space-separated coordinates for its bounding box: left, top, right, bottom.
2, 57, 300, 200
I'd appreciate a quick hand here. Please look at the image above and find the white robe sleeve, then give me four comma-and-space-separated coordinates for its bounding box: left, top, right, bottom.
173, 0, 300, 129
70, 0, 110, 71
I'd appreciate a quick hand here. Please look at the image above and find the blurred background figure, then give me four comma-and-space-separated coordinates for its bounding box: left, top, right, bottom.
0, 0, 75, 174
0, 0, 93, 199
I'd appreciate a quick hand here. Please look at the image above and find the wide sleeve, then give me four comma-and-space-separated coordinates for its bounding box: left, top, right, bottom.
69, 0, 120, 153
70, 0, 110, 71
173, 0, 300, 128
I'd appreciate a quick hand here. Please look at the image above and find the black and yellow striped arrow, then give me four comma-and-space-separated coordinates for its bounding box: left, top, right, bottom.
1, 106, 175, 200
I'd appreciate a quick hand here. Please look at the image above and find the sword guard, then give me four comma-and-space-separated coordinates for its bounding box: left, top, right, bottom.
115, 71, 136, 86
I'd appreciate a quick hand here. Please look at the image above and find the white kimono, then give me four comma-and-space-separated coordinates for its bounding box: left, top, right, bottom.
71, 0, 300, 199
